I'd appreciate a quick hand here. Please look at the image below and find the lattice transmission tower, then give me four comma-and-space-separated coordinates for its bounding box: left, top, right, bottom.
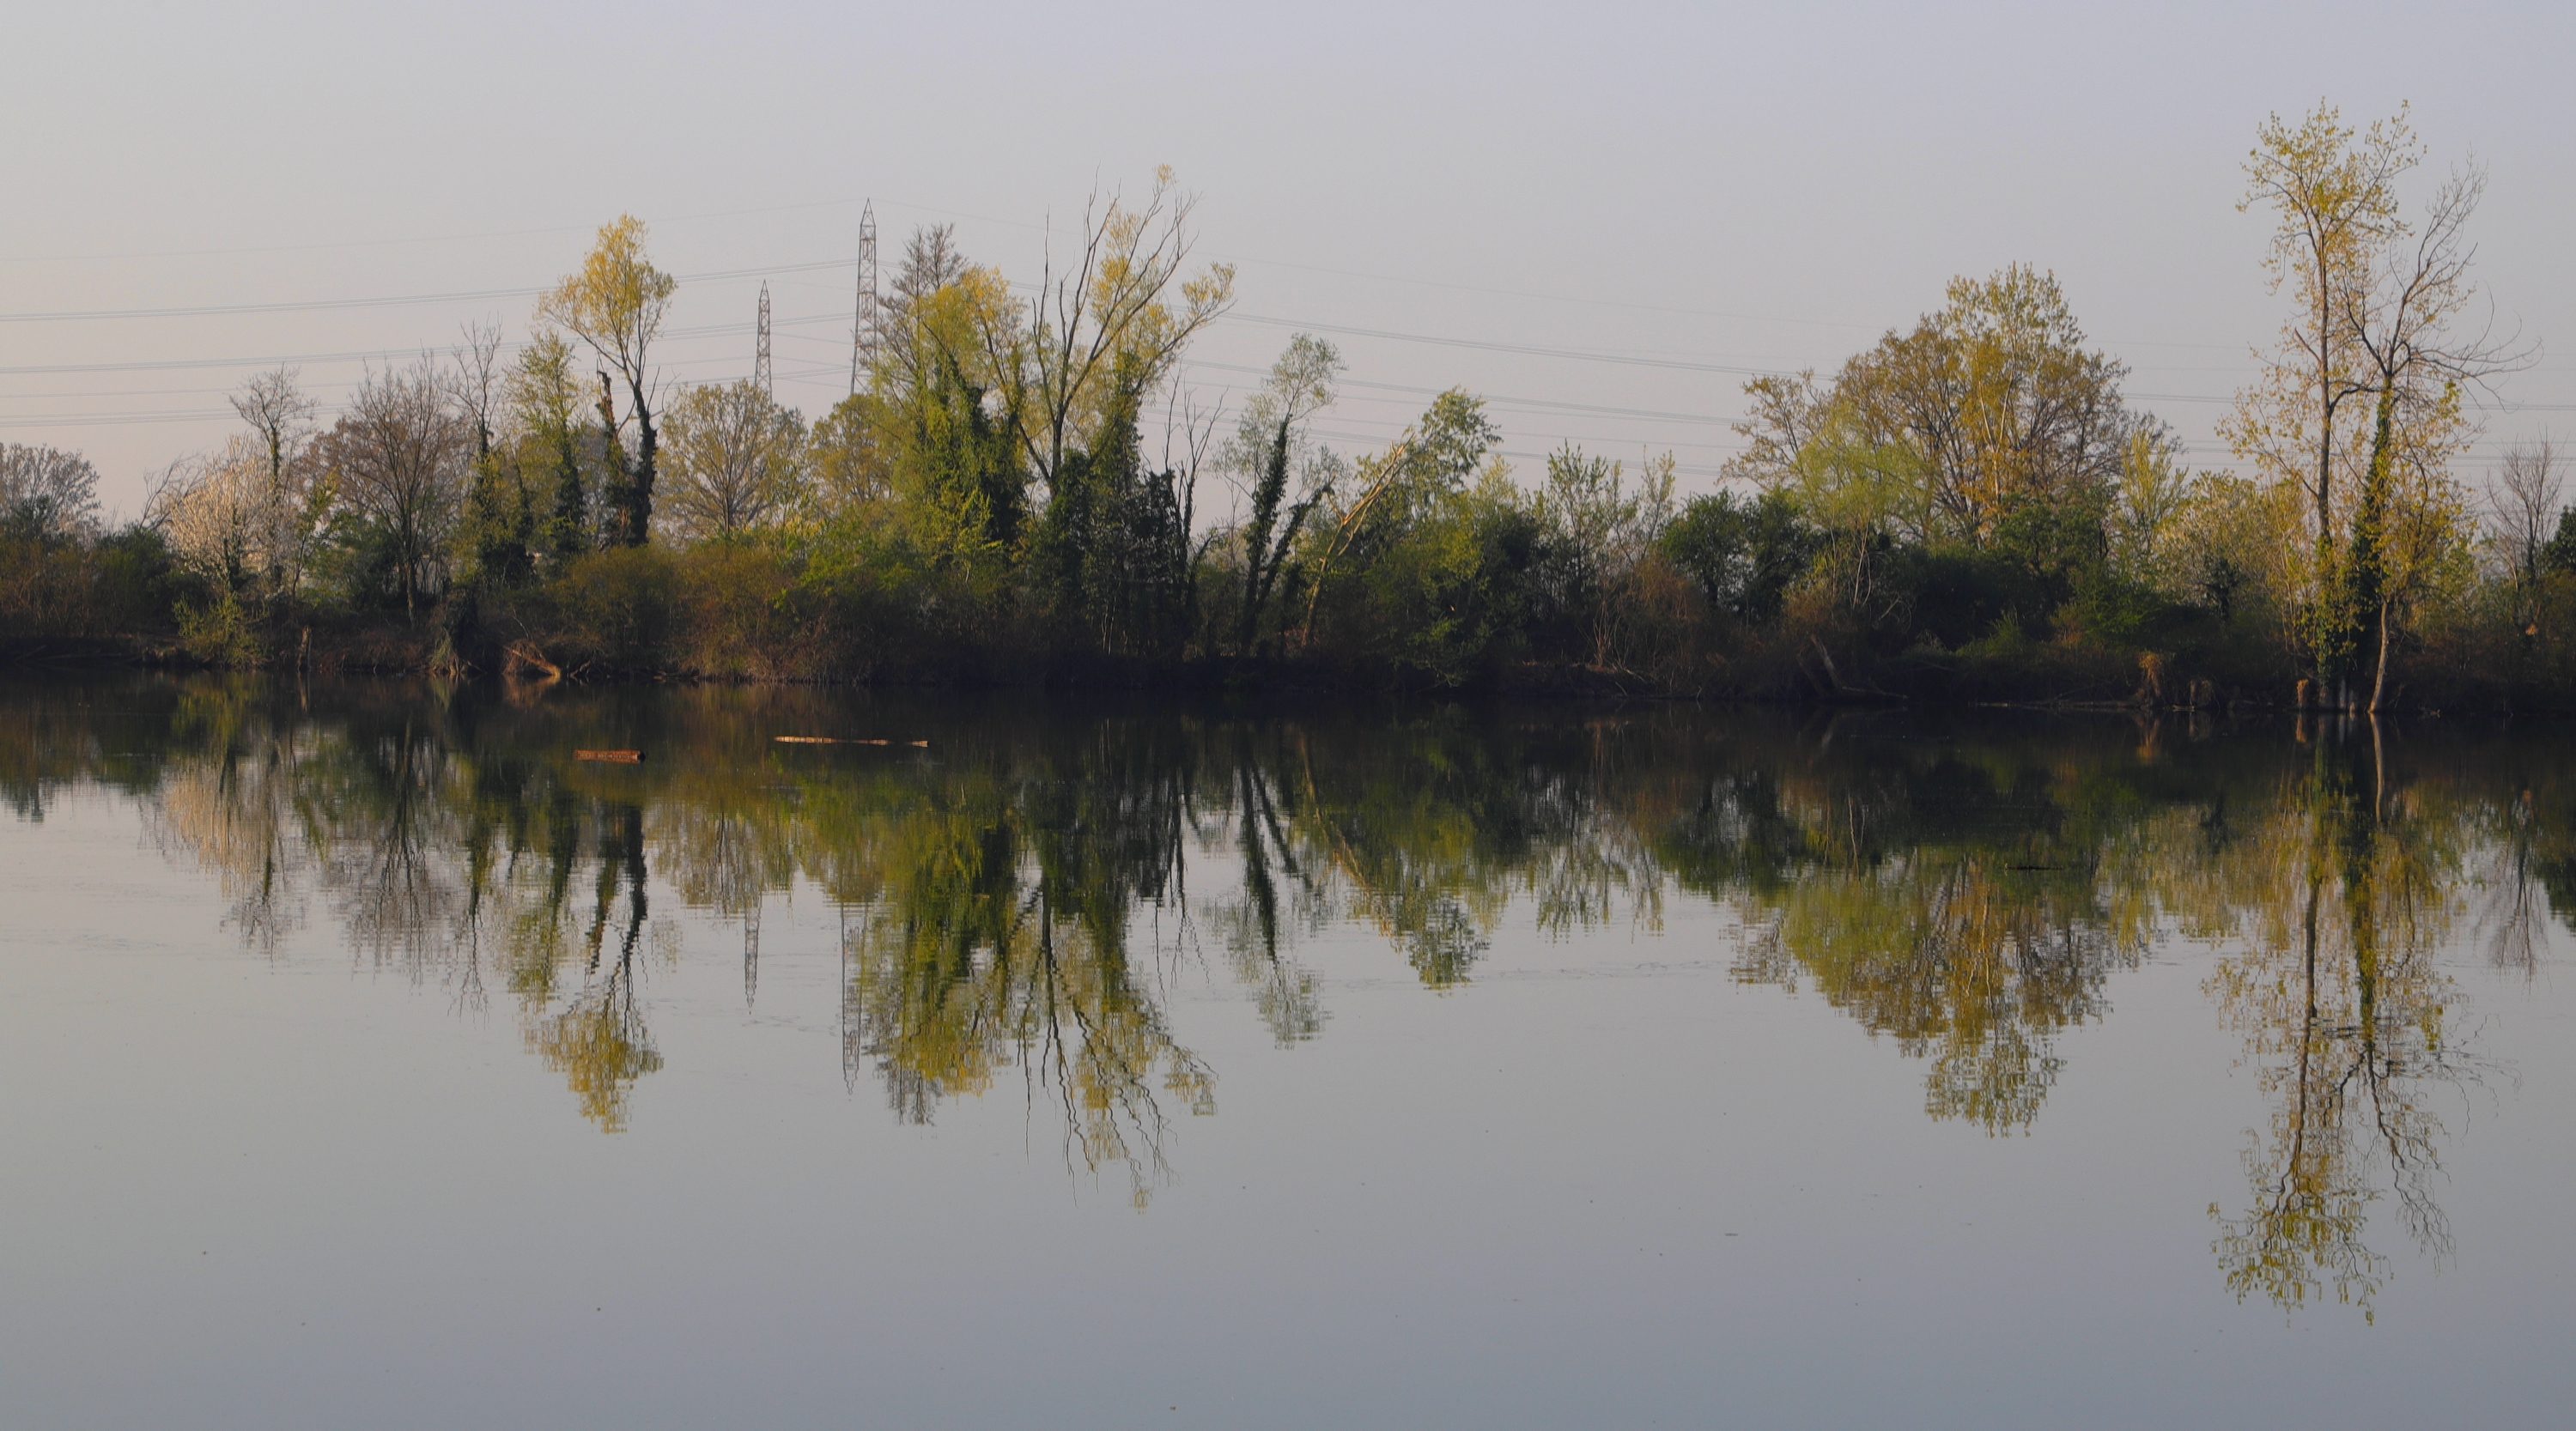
849, 201, 879, 396
754, 282, 773, 398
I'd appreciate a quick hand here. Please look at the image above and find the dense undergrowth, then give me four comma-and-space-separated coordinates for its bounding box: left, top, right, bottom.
16, 496, 2576, 713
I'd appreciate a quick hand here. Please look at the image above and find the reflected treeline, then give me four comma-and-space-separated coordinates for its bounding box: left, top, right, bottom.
3, 676, 2561, 1289
2201, 725, 2484, 1321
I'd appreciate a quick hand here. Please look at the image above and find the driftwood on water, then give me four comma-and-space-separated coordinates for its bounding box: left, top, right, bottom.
773, 737, 930, 747
575, 749, 644, 763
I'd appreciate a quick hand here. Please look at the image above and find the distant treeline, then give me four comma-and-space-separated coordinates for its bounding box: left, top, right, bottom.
5, 112, 2571, 708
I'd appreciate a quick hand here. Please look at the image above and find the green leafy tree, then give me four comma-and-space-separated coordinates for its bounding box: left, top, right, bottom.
538, 216, 676, 546
659, 379, 808, 543
1033, 356, 1199, 654
2224, 102, 2421, 693
1224, 334, 1341, 654
507, 330, 593, 561
1659, 489, 1818, 627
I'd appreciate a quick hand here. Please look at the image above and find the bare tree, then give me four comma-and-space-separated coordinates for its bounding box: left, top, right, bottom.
230, 366, 314, 489
0, 443, 100, 542
449, 320, 506, 461
2348, 164, 2531, 451
449, 319, 538, 583
998, 168, 1235, 497
2488, 436, 2561, 595
227, 367, 318, 588
317, 358, 470, 618
880, 225, 969, 382
2344, 162, 2537, 710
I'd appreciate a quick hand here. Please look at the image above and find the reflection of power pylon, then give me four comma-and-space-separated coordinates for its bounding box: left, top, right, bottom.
754, 282, 773, 398
848, 201, 878, 397
838, 902, 865, 1093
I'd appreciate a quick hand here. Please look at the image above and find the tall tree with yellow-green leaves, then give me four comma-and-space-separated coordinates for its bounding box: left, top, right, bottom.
2224, 102, 2419, 698
1003, 167, 1234, 502
865, 228, 1031, 585
2231, 103, 2530, 707
2342, 162, 2527, 710
539, 216, 676, 547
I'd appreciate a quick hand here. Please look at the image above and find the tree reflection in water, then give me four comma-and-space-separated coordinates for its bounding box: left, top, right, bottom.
2203, 720, 2479, 1320
6, 676, 2555, 1303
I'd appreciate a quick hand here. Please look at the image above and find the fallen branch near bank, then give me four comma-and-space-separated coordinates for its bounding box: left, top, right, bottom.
505, 640, 563, 682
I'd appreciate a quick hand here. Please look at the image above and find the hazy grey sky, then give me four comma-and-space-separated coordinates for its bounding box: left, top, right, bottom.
6, 0, 2571, 518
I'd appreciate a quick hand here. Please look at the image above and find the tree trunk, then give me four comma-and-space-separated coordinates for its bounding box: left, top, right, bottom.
2354, 385, 2399, 716
2369, 596, 2392, 712
595, 373, 629, 548
629, 373, 656, 547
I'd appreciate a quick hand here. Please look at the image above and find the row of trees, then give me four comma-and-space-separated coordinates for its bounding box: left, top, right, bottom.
12, 168, 1711, 685
6, 125, 2571, 705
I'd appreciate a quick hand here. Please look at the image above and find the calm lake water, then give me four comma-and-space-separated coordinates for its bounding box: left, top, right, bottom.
3, 675, 2572, 1428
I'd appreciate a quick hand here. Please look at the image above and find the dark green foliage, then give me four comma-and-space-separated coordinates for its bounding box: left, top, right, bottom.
2, 498, 64, 545
524, 547, 679, 670
1035, 366, 1196, 656
2194, 550, 2251, 623
466, 451, 537, 589
1891, 491, 2117, 649
1659, 490, 1818, 626
1388, 488, 1539, 683
313, 513, 416, 615
592, 373, 636, 549
1237, 417, 1323, 654
1, 524, 184, 641
91, 525, 185, 633
1315, 473, 1539, 686
630, 405, 658, 549
916, 351, 1027, 551
547, 433, 590, 560
2543, 507, 2576, 577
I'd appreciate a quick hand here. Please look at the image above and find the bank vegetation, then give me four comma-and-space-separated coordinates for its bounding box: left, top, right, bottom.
6, 114, 2569, 711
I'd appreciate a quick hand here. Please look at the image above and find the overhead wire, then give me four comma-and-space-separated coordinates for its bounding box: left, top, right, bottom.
3, 232, 2567, 476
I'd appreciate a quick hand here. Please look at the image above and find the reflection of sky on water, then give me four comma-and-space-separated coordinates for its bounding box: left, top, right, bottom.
3, 676, 2574, 1428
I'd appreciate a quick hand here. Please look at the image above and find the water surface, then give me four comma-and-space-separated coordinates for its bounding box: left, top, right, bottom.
3, 676, 2571, 1428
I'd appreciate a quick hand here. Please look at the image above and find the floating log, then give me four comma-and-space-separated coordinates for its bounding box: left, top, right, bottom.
575, 749, 644, 763
772, 737, 929, 748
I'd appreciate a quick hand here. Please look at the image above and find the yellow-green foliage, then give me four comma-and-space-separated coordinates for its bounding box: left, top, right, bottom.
47, 678, 2508, 1264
